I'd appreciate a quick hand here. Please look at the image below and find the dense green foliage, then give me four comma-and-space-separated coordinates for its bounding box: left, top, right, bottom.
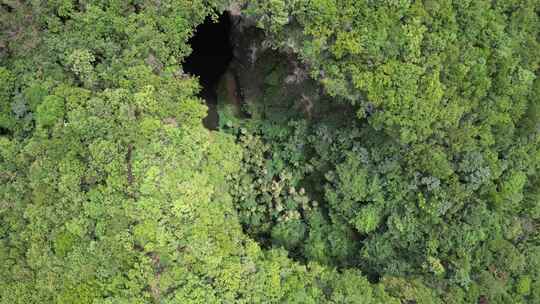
1, 0, 539, 303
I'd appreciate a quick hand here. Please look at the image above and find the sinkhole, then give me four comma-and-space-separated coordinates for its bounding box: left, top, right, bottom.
183, 12, 234, 130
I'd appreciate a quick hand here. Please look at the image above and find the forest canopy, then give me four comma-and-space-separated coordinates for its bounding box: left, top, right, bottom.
0, 0, 539, 303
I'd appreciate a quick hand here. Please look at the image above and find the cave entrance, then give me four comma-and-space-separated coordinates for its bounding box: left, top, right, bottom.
183, 12, 233, 130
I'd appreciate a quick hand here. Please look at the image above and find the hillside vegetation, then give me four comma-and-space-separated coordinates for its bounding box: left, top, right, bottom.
0, 1, 539, 303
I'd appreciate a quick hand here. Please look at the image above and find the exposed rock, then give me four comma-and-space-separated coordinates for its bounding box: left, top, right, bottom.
215, 7, 352, 125
145, 53, 163, 73
163, 117, 178, 127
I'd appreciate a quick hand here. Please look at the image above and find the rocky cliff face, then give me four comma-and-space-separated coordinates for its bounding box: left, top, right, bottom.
216, 10, 330, 127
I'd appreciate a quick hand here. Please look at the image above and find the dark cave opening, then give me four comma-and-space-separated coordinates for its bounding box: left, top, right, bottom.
183, 12, 233, 130
0, 127, 9, 137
